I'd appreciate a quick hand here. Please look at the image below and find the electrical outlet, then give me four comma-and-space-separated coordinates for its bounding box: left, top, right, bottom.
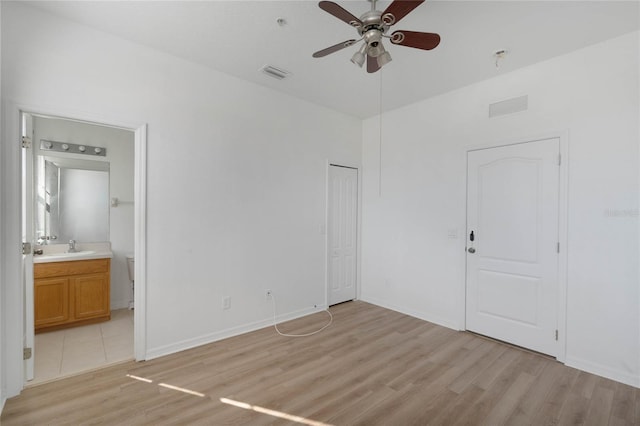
223, 296, 231, 310
265, 289, 273, 299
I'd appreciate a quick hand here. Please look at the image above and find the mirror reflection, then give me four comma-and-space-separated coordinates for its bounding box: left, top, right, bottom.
36, 156, 110, 244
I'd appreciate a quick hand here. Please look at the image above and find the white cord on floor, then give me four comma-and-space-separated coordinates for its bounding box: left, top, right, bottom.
270, 294, 333, 337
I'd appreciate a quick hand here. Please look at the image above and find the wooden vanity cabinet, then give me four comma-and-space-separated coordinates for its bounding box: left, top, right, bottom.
34, 258, 110, 332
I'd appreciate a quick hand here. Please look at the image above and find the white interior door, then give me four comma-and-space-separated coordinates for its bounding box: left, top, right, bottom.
328, 165, 358, 306
466, 138, 560, 356
22, 112, 35, 381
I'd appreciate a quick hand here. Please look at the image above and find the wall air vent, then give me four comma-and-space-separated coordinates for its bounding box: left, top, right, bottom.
489, 95, 528, 118
260, 65, 291, 80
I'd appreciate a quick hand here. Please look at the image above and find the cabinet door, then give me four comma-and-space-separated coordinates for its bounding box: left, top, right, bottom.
35, 278, 69, 327
72, 273, 110, 319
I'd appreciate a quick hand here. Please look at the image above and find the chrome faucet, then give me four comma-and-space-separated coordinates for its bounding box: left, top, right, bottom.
68, 239, 77, 253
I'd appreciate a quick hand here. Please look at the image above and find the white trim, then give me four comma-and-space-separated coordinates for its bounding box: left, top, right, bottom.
2, 102, 26, 398
133, 124, 147, 361
637, 28, 640, 391
556, 131, 569, 363
324, 160, 329, 308
0, 2, 3, 409
565, 355, 640, 388
460, 130, 569, 362
145, 305, 324, 361
356, 165, 363, 302
326, 163, 360, 306
361, 296, 461, 331
1, 101, 148, 397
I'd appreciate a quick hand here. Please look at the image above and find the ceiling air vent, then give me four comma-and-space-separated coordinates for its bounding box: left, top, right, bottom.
260, 65, 291, 80
489, 95, 528, 118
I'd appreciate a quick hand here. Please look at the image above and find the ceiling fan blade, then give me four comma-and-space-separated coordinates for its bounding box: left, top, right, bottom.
390, 30, 441, 50
312, 40, 357, 58
319, 1, 363, 27
382, 0, 425, 25
367, 54, 381, 73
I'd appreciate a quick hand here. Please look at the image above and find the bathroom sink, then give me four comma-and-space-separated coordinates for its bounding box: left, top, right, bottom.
44, 250, 96, 259
33, 242, 113, 263
65, 250, 96, 257
37, 250, 97, 261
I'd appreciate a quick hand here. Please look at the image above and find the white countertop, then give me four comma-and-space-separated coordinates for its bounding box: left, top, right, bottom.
33, 242, 113, 264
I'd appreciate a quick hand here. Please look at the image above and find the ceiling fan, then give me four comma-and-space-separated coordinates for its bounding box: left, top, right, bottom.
312, 0, 440, 73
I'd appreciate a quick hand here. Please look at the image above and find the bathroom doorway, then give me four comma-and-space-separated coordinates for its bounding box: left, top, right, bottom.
20, 111, 145, 385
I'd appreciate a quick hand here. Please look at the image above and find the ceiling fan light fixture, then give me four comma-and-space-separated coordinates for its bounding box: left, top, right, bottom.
369, 40, 388, 58
351, 51, 366, 67
368, 44, 381, 57
350, 43, 367, 67
377, 50, 392, 67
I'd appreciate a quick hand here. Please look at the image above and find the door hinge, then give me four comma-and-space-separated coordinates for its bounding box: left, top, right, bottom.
555, 330, 558, 341
22, 242, 32, 255
23, 347, 32, 360
558, 153, 561, 166
21, 136, 31, 149
556, 242, 560, 253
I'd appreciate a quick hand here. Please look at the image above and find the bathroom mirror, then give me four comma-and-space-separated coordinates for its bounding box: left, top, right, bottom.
35, 156, 110, 244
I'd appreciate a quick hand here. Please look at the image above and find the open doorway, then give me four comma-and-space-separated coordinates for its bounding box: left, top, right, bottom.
21, 112, 139, 385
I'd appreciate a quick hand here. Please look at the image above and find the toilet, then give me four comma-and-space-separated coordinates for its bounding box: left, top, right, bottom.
126, 254, 134, 310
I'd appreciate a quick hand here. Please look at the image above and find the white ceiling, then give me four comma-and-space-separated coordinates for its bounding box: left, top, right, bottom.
25, 0, 640, 118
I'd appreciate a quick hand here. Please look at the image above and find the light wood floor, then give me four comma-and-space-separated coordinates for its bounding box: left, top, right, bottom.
2, 301, 637, 425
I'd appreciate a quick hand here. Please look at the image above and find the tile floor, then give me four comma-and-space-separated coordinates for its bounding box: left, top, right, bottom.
30, 308, 134, 386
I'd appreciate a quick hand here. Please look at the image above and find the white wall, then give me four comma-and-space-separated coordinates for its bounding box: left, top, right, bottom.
0, 0, 4, 412
362, 31, 639, 387
1, 2, 361, 397
33, 116, 135, 309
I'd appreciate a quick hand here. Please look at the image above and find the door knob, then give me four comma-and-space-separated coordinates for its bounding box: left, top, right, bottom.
468, 247, 476, 254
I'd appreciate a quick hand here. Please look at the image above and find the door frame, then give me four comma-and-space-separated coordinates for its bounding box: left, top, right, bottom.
325, 162, 361, 307
461, 131, 569, 362
2, 102, 147, 397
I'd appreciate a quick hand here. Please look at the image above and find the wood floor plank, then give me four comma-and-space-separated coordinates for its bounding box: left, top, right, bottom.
428, 383, 486, 425
481, 371, 536, 425
452, 351, 531, 425
607, 382, 634, 426
574, 369, 600, 399
469, 346, 520, 390
583, 384, 614, 426
530, 364, 581, 425
504, 360, 565, 425
447, 342, 506, 394
635, 387, 640, 424
2, 301, 637, 425
556, 393, 590, 426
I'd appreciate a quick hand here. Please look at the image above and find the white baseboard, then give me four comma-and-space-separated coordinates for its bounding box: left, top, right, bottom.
565, 355, 640, 388
145, 305, 325, 361
362, 297, 639, 389
359, 296, 462, 331
111, 300, 132, 311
